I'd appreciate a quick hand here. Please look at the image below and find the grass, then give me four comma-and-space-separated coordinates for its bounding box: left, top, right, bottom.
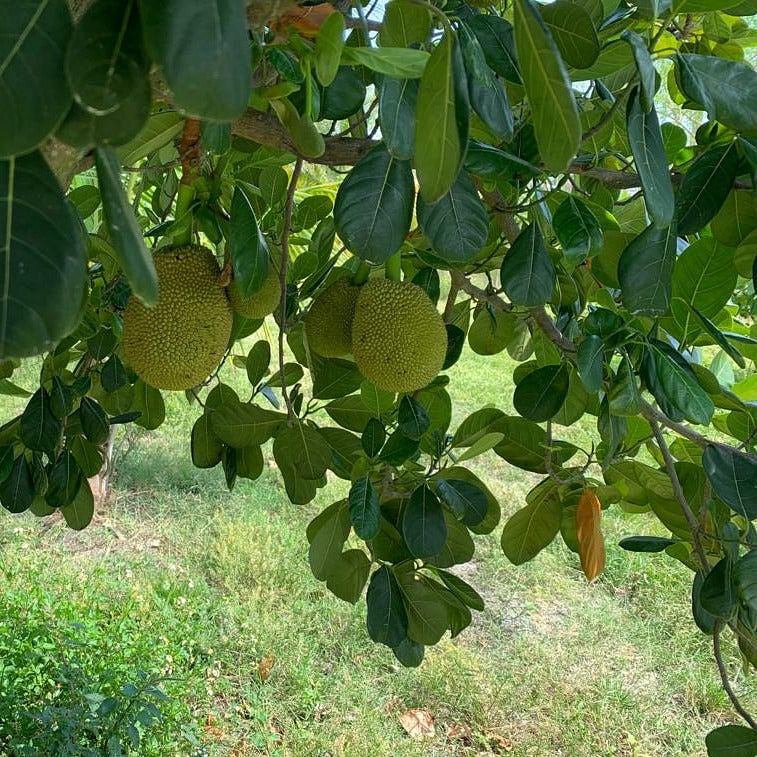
0, 342, 752, 756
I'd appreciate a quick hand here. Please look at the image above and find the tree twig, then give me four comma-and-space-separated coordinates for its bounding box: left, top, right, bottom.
713, 622, 757, 731
278, 158, 303, 418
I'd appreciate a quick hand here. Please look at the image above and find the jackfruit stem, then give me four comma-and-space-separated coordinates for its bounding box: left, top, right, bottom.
352, 261, 371, 285
174, 183, 195, 246
384, 252, 402, 282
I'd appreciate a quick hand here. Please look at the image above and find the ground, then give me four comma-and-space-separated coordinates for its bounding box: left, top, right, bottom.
0, 341, 751, 756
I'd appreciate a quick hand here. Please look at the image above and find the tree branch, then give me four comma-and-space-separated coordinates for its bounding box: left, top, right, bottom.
713, 622, 757, 731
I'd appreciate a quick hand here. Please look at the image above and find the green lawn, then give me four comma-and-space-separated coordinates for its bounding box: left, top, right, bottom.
0, 343, 750, 756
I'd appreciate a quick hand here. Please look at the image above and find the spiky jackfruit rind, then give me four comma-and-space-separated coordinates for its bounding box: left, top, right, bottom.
305, 278, 361, 357
351, 279, 447, 393
123, 246, 232, 391
227, 265, 281, 319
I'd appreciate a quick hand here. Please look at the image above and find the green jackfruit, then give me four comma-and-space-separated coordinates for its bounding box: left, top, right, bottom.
123, 246, 232, 390
228, 265, 281, 319
351, 279, 447, 393
305, 278, 361, 357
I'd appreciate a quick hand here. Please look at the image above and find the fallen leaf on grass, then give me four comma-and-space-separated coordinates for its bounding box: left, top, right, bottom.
445, 721, 473, 743
257, 655, 275, 682
486, 730, 513, 753
399, 708, 435, 739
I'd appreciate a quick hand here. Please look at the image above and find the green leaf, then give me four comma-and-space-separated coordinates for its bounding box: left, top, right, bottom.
69, 437, 102, 478
492, 415, 576, 473
619, 535, 677, 552
626, 87, 674, 227
513, 363, 570, 422
361, 417, 386, 458
266, 362, 303, 389
246, 340, 271, 387
311, 357, 363, 400
118, 111, 183, 165
403, 484, 447, 558
20, 389, 62, 455
467, 309, 516, 356
691, 308, 746, 370
80, 397, 110, 446
700, 557, 737, 619
308, 500, 351, 581
326, 395, 374, 432
211, 401, 286, 447
0, 152, 86, 358
396, 568, 451, 645
415, 31, 468, 203
735, 550, 757, 615
608, 358, 642, 416
315, 10, 345, 87
465, 140, 542, 182
676, 142, 740, 235
514, 0, 580, 172
379, 77, 418, 160
576, 335, 604, 393
465, 15, 520, 84
0, 0, 72, 157
621, 31, 656, 112
416, 173, 489, 264
366, 565, 408, 647
326, 549, 371, 604
95, 146, 158, 306
230, 187, 270, 299
436, 569, 485, 611
540, 1, 600, 70
140, 0, 250, 121
318, 67, 365, 123
703, 444, 757, 520
0, 456, 35, 514
273, 422, 331, 481
191, 414, 223, 469
349, 476, 380, 540
334, 144, 414, 263
676, 54, 757, 136
618, 222, 678, 315
500, 478, 561, 565
705, 725, 757, 757
341, 47, 429, 79
131, 380, 165, 430
434, 479, 488, 527
553, 196, 603, 264
379, 0, 431, 48
458, 24, 514, 141
46, 451, 82, 508
398, 396, 430, 440
649, 341, 714, 425
500, 223, 556, 307
455, 432, 504, 462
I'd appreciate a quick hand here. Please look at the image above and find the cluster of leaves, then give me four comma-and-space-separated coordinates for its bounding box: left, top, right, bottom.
1, 0, 757, 752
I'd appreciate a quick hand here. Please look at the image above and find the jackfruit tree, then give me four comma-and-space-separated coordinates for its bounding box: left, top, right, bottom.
1, 0, 756, 751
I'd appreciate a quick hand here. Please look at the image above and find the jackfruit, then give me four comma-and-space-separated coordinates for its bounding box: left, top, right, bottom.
305, 278, 361, 357
228, 264, 281, 319
123, 246, 232, 390
351, 279, 447, 393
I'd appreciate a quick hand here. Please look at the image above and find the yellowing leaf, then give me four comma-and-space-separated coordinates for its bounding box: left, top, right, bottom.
575, 489, 605, 581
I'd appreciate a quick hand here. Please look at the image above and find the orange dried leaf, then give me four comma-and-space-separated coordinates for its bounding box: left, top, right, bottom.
257, 654, 275, 681
399, 708, 435, 739
271, 3, 338, 37
576, 488, 605, 581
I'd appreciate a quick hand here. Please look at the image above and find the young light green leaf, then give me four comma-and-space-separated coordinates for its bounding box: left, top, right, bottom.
341, 47, 429, 79
514, 0, 580, 172
379, 0, 431, 48
315, 10, 345, 87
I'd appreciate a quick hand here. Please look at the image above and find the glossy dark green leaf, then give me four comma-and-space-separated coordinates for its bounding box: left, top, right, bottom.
60, 478, 94, 530
540, 1, 600, 69
326, 395, 374, 432
191, 414, 223, 469
690, 307, 746, 369
621, 31, 656, 112
619, 535, 677, 552
230, 187, 270, 298
308, 500, 351, 581
416, 173, 488, 264
626, 87, 674, 228
700, 557, 737, 619
676, 54, 757, 136
435, 478, 488, 527
735, 550, 757, 615
311, 357, 363, 400
334, 144, 414, 263
273, 422, 331, 480
676, 142, 740, 235
576, 335, 604, 393
415, 31, 468, 203
553, 196, 603, 264
131, 380, 165, 430
0, 152, 86, 358
20, 389, 61, 455
392, 637, 425, 667
692, 571, 716, 634
513, 363, 570, 422
500, 478, 561, 564
95, 146, 158, 306
464, 141, 542, 182
319, 67, 366, 121
703, 444, 757, 520
514, 0, 580, 172
326, 549, 371, 604
436, 569, 485, 611
46, 451, 81, 508
705, 725, 757, 757
246, 340, 271, 387
458, 24, 514, 141
465, 15, 521, 83
361, 417, 386, 458
500, 223, 556, 307
0, 456, 36, 514
0, 0, 72, 157
366, 565, 408, 647
379, 77, 418, 160
211, 402, 286, 447
395, 568, 449, 645
80, 397, 110, 446
140, 0, 250, 121
492, 415, 574, 472
398, 396, 430, 441
412, 268, 441, 305
403, 485, 447, 558
349, 475, 380, 540
618, 222, 678, 315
